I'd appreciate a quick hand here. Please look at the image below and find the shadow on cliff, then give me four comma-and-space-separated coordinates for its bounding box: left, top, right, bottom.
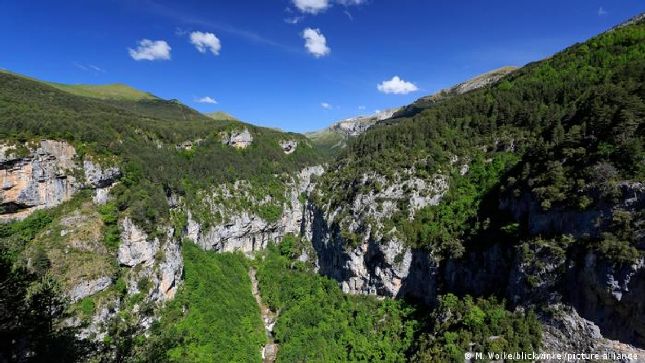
308, 205, 353, 283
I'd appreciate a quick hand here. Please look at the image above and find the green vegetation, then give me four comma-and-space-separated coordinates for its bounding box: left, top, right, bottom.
256, 246, 417, 362
136, 242, 265, 362
393, 152, 519, 257
305, 128, 348, 157
317, 18, 644, 263
98, 202, 121, 251
0, 198, 97, 361
45, 82, 158, 101
412, 294, 542, 363
206, 111, 239, 121
0, 71, 325, 232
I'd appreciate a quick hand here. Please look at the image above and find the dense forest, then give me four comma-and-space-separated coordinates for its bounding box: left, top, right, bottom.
316, 18, 644, 262
1, 13, 643, 363
0, 71, 324, 232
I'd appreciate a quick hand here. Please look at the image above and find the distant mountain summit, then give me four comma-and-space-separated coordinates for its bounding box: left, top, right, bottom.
305, 108, 399, 154
307, 67, 516, 153
396, 66, 517, 117
45, 82, 158, 101
206, 111, 239, 121
330, 108, 400, 137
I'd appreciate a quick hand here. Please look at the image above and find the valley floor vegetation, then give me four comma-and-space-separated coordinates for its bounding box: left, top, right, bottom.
122, 241, 542, 362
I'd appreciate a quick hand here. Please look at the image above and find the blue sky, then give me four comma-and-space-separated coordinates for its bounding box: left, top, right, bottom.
1, 0, 643, 132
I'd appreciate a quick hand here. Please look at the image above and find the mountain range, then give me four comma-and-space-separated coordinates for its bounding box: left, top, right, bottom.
0, 13, 644, 363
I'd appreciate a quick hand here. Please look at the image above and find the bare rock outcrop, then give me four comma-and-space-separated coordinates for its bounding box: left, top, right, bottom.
68, 277, 112, 303
184, 166, 324, 253
0, 140, 120, 220
540, 304, 645, 362
221, 128, 253, 149
117, 217, 182, 302
279, 140, 298, 154
1, 140, 79, 220
331, 109, 399, 137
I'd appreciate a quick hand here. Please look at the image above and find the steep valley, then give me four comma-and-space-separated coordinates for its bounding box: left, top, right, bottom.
1, 13, 644, 363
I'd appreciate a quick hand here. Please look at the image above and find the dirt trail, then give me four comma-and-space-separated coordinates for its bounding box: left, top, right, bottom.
249, 268, 279, 363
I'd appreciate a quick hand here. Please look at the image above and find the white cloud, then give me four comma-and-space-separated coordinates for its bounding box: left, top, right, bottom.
175, 27, 189, 36
89, 65, 106, 73
292, 0, 330, 14
291, 0, 365, 14
377, 76, 418, 95
190, 31, 221, 56
74, 62, 106, 73
598, 7, 607, 16
284, 16, 304, 24
321, 102, 332, 109
337, 0, 366, 5
302, 28, 330, 58
128, 39, 171, 61
196, 96, 218, 104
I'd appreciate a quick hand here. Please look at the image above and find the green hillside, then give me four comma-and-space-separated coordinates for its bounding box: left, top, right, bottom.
206, 111, 239, 121
305, 128, 347, 157
46, 82, 158, 101
1, 13, 643, 363
317, 16, 644, 259
0, 71, 324, 231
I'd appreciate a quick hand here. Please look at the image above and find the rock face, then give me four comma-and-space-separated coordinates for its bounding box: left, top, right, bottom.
566, 253, 645, 348
307, 164, 451, 301
1, 141, 79, 220
117, 217, 182, 302
0, 140, 120, 220
305, 148, 644, 352
68, 277, 112, 303
330, 109, 399, 137
118, 217, 160, 267
185, 166, 324, 253
279, 140, 298, 154
221, 128, 253, 149
540, 304, 645, 362
501, 182, 645, 241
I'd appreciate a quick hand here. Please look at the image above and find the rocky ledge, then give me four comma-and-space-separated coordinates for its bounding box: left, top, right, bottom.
221, 128, 253, 149
0, 140, 120, 220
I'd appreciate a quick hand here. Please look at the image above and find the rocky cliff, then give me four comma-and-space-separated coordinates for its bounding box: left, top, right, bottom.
182, 166, 324, 253
330, 108, 400, 137
305, 152, 645, 352
0, 140, 120, 221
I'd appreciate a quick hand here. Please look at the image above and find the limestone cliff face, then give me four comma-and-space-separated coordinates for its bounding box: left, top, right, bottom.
330, 109, 400, 137
498, 182, 645, 346
308, 164, 452, 302
221, 128, 253, 149
0, 140, 120, 220
540, 304, 645, 361
184, 166, 324, 253
306, 156, 645, 351
117, 217, 182, 302
500, 182, 645, 240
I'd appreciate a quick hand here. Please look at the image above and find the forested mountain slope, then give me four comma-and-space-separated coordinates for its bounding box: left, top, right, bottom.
0, 13, 644, 363
0, 72, 326, 361
310, 12, 644, 354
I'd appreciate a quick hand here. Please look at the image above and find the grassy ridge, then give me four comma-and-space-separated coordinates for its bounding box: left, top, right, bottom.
0, 72, 325, 232
46, 83, 158, 101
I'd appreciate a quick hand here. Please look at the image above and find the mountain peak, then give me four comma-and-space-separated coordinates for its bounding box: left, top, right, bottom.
46, 82, 159, 101
206, 111, 239, 121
